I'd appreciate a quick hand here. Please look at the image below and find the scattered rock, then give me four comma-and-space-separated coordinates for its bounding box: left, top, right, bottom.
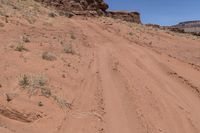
42, 51, 57, 61
5, 93, 17, 102
62, 74, 66, 78
22, 35, 30, 43
0, 105, 43, 123
0, 22, 5, 27
38, 101, 44, 107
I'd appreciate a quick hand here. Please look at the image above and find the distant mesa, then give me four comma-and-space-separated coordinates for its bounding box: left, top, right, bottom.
35, 0, 141, 24
171, 20, 200, 35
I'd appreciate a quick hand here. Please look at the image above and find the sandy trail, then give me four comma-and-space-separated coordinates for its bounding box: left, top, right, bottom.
71, 20, 200, 133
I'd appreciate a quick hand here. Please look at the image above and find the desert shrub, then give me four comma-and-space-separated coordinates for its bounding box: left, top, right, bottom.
19, 74, 30, 88
19, 74, 47, 88
41, 87, 51, 98
52, 95, 72, 109
48, 12, 57, 18
63, 44, 74, 54
15, 43, 28, 52
42, 51, 57, 61
32, 75, 47, 88
19, 74, 48, 95
18, 73, 72, 109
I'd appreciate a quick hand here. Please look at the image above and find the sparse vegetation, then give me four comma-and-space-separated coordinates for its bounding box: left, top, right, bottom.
52, 95, 73, 109
15, 43, 28, 52
41, 87, 51, 98
19, 74, 30, 88
19, 74, 48, 95
42, 51, 57, 61
19, 74, 47, 89
48, 12, 57, 18
22, 35, 30, 43
32, 75, 47, 88
18, 74, 71, 109
63, 44, 74, 54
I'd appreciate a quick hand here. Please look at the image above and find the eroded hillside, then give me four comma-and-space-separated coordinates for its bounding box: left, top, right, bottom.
0, 1, 200, 133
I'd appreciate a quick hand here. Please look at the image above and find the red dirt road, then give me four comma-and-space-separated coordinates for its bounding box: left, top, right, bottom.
0, 11, 200, 133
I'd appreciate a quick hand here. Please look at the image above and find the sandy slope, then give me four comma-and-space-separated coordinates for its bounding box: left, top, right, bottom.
0, 3, 200, 133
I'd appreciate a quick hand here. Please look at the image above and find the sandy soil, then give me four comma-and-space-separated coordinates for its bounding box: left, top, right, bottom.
0, 2, 200, 133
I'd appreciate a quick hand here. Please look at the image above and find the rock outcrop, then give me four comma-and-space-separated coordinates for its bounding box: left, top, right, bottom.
35, 0, 109, 15
35, 0, 141, 23
107, 11, 141, 24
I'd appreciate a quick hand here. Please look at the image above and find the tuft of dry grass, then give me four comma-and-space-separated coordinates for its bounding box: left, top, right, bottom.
15, 43, 28, 52
18, 74, 72, 109
19, 74, 48, 95
42, 51, 57, 61
48, 12, 57, 18
63, 44, 74, 54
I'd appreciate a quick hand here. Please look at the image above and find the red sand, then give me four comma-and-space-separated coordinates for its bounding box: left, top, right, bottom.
0, 2, 200, 133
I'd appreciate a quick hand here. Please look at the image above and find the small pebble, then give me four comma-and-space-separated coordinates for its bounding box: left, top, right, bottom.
38, 101, 44, 107
62, 74, 66, 78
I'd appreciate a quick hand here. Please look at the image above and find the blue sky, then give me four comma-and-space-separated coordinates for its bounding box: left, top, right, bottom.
105, 0, 200, 26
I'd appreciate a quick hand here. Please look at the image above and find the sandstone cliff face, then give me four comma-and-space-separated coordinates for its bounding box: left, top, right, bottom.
107, 11, 141, 24
175, 21, 200, 28
35, 0, 141, 24
35, 0, 109, 15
